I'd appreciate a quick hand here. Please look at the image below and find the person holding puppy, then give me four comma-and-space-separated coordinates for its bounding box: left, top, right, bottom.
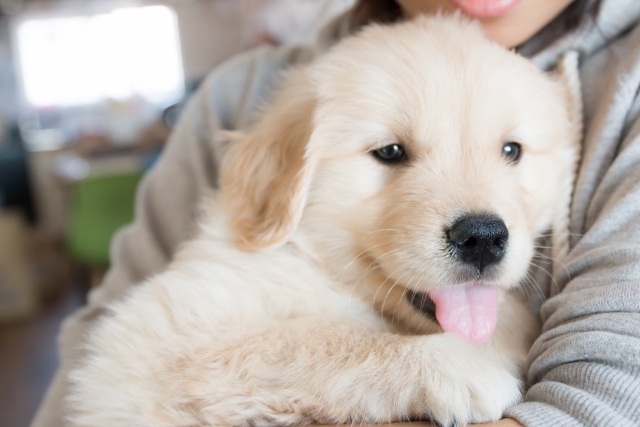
32, 1, 640, 426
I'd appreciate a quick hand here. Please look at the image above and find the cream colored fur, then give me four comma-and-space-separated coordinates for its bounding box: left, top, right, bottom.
67, 16, 581, 427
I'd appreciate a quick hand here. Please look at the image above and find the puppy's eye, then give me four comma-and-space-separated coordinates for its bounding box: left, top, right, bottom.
502, 142, 521, 164
373, 144, 406, 163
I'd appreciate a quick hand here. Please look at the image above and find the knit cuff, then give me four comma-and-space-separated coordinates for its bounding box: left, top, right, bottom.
504, 401, 581, 427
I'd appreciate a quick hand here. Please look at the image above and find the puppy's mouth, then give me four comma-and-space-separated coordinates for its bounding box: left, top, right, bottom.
405, 284, 499, 344
406, 289, 438, 323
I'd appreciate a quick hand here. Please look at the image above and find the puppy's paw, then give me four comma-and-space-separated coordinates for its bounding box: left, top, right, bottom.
417, 334, 521, 426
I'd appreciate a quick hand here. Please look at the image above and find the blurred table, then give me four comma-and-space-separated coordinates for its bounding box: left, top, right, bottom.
24, 120, 169, 241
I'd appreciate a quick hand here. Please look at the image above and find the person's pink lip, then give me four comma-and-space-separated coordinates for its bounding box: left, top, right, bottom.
448, 0, 522, 18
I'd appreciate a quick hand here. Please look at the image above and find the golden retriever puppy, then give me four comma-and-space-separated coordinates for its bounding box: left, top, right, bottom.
67, 15, 581, 427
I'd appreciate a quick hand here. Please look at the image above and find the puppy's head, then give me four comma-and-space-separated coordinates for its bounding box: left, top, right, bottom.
221, 16, 580, 335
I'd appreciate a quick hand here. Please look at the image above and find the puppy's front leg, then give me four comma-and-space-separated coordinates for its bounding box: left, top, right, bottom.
186, 316, 521, 427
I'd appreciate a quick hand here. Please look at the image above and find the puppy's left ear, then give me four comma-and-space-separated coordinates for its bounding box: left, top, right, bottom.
550, 51, 583, 277
220, 72, 318, 250
554, 51, 583, 141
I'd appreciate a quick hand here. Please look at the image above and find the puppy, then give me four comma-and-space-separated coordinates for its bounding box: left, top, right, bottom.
67, 15, 581, 427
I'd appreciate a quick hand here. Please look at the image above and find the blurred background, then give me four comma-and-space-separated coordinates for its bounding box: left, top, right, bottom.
0, 1, 354, 425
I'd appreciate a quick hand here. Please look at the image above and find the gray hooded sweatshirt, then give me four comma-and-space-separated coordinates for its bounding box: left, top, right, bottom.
32, 1, 640, 426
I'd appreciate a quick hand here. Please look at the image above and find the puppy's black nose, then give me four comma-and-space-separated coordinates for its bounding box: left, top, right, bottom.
447, 215, 508, 273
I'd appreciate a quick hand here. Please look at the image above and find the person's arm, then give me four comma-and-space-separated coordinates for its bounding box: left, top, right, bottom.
30, 72, 224, 427
30, 45, 313, 427
503, 111, 640, 425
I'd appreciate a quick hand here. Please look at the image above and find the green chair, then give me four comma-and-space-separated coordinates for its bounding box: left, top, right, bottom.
66, 173, 142, 268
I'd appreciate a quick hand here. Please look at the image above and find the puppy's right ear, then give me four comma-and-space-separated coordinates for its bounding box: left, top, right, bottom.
220, 72, 318, 250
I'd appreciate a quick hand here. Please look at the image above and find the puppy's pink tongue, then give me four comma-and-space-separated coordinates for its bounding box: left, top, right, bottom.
428, 285, 498, 344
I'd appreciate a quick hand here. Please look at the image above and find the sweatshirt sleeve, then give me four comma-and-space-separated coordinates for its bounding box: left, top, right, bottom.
504, 109, 640, 426
31, 45, 312, 427
89, 45, 309, 309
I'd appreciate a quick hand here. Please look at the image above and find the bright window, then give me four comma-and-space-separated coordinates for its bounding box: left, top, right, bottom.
16, 5, 184, 108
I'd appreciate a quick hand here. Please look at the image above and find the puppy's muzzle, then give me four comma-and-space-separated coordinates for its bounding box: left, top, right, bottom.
447, 214, 508, 273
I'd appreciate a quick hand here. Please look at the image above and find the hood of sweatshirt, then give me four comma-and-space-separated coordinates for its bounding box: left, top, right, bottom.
523, 0, 640, 69
317, 0, 640, 70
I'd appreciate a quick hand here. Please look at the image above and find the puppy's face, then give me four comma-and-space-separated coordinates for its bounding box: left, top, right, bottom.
222, 17, 578, 333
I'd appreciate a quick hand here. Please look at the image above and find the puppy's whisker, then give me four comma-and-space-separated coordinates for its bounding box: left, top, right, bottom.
521, 270, 545, 302
528, 271, 548, 302
347, 248, 400, 313
380, 271, 409, 331
392, 273, 417, 324
528, 259, 561, 295
519, 274, 533, 300
360, 228, 405, 239
536, 232, 584, 238
337, 234, 408, 281
371, 265, 403, 320
532, 251, 572, 281
407, 273, 430, 325
335, 241, 393, 280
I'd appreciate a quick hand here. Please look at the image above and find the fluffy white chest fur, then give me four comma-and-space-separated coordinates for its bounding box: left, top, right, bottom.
67, 16, 581, 427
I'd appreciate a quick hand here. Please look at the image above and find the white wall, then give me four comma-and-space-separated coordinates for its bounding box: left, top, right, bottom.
8, 0, 354, 83
170, 0, 248, 81
167, 0, 355, 81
